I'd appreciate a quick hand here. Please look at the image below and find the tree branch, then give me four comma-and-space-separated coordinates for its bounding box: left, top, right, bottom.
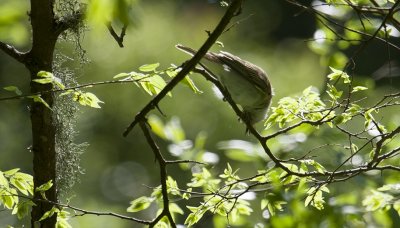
139, 121, 176, 228
122, 0, 244, 137
0, 78, 140, 102
106, 22, 128, 48
0, 41, 27, 63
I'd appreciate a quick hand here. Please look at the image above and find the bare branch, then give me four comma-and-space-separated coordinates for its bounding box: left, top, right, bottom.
0, 41, 27, 63
139, 121, 176, 228
106, 22, 128, 48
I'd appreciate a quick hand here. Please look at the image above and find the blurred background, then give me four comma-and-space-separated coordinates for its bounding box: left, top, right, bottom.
1, 0, 400, 227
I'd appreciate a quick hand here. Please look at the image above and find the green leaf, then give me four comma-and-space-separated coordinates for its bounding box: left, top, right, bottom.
10, 177, 30, 196
181, 76, 202, 94
261, 199, 268, 210
377, 183, 400, 191
139, 63, 160, 72
327, 84, 343, 100
74, 92, 104, 108
394, 200, 400, 216
3, 86, 22, 95
36, 180, 53, 199
312, 162, 326, 174
39, 206, 59, 221
56, 218, 72, 228
0, 171, 10, 189
182, 188, 191, 200
351, 86, 368, 93
4, 168, 20, 176
140, 74, 169, 96
33, 78, 54, 84
148, 115, 166, 139
14, 200, 35, 219
167, 176, 180, 196
320, 184, 330, 193
333, 115, 345, 125
37, 71, 53, 78
169, 203, 184, 215
36, 180, 53, 192
113, 72, 131, 79
29, 95, 52, 110
127, 196, 154, 212
59, 90, 73, 97
0, 190, 15, 209
327, 67, 350, 83
185, 213, 199, 227
363, 190, 393, 211
347, 104, 361, 115
305, 195, 313, 207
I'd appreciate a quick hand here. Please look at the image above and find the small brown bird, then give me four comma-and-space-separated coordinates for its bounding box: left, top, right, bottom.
176, 44, 273, 127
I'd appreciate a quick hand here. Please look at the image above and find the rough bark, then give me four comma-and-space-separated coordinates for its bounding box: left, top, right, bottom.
28, 0, 59, 226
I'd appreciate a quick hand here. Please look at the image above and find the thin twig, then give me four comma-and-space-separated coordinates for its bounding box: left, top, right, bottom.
106, 22, 128, 48
139, 121, 176, 228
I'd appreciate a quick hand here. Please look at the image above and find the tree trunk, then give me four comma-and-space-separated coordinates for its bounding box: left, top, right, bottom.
29, 73, 58, 227
28, 0, 59, 226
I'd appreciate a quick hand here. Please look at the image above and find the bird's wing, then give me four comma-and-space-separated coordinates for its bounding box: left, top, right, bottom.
218, 51, 272, 95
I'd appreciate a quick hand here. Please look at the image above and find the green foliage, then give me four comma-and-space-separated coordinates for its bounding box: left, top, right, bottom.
39, 206, 72, 228
363, 183, 400, 216
3, 86, 22, 95
2, 0, 400, 227
35, 180, 53, 200
265, 85, 334, 129
130, 63, 399, 227
127, 196, 154, 212
0, 169, 72, 227
114, 63, 201, 96
0, 169, 34, 213
305, 185, 330, 210
70, 91, 104, 108
30, 71, 105, 109
126, 176, 184, 227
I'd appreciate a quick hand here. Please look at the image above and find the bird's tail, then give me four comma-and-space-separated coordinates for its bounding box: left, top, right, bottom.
175, 44, 220, 63
175, 44, 197, 56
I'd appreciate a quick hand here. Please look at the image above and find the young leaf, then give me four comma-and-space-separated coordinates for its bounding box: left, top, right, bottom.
82, 92, 104, 108
327, 67, 350, 83
4, 168, 20, 176
33, 78, 54, 84
29, 95, 52, 110
3, 86, 22, 95
139, 63, 160, 72
39, 206, 59, 221
181, 76, 202, 94
351, 86, 368, 93
73, 92, 104, 108
37, 71, 53, 78
127, 196, 154, 212
36, 180, 53, 192
113, 72, 131, 79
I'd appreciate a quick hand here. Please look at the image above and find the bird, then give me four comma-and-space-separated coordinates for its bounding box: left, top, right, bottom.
176, 44, 273, 130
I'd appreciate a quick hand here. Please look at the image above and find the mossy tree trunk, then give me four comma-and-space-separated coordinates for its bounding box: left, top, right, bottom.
27, 0, 59, 226
0, 0, 81, 226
